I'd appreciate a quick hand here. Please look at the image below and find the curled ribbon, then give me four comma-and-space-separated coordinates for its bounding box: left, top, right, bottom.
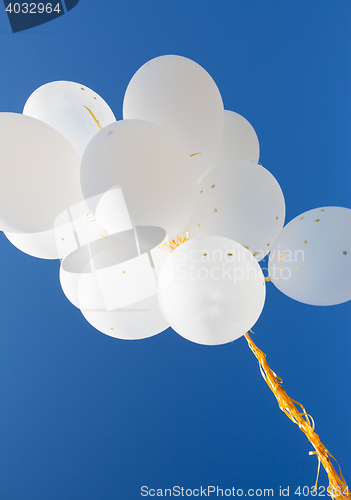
244, 331, 350, 500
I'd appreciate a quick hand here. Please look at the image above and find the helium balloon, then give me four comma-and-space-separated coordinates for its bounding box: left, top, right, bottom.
60, 226, 169, 311
189, 161, 285, 260
23, 81, 116, 156
3, 198, 113, 260
81, 294, 169, 340
0, 113, 83, 234
92, 187, 134, 235
80, 119, 198, 239
268, 207, 351, 306
60, 226, 170, 340
157, 236, 266, 345
4, 228, 62, 260
199, 110, 259, 181
60, 258, 105, 311
123, 55, 224, 172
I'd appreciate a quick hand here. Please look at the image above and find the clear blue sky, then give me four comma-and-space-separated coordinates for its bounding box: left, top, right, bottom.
0, 1, 350, 499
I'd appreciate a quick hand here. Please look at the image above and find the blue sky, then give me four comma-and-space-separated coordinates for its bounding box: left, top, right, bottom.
0, 1, 350, 499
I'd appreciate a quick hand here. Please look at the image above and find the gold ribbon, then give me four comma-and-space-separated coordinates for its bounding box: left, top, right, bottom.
244, 331, 350, 500
162, 225, 189, 251
82, 106, 102, 130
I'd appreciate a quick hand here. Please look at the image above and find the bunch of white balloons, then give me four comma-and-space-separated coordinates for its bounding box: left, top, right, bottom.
0, 55, 350, 344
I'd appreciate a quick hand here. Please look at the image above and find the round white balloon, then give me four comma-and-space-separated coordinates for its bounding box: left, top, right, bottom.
81, 294, 169, 340
92, 186, 134, 235
23, 81, 116, 157
4, 228, 61, 260
4, 198, 112, 260
199, 110, 260, 181
0, 113, 83, 234
157, 236, 266, 345
189, 161, 285, 260
123, 55, 224, 173
60, 226, 169, 311
268, 207, 351, 306
60, 226, 170, 339
80, 119, 198, 239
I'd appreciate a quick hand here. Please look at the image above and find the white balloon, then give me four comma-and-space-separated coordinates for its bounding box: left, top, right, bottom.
23, 81, 116, 157
93, 187, 134, 234
268, 207, 351, 306
157, 236, 266, 345
80, 119, 198, 239
60, 259, 104, 311
4, 228, 61, 260
4, 198, 112, 260
60, 226, 170, 311
189, 161, 285, 260
218, 110, 259, 164
123, 55, 224, 173
199, 110, 260, 182
81, 294, 169, 340
60, 226, 170, 339
0, 113, 83, 234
